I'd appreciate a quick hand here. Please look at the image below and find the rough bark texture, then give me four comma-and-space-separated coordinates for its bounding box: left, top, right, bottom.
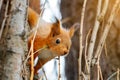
0, 0, 28, 80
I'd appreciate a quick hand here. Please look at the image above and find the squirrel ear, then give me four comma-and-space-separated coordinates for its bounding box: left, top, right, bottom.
50, 19, 61, 37
28, 7, 39, 28
69, 23, 80, 38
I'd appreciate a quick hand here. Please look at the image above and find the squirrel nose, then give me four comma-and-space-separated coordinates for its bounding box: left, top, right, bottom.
64, 50, 68, 55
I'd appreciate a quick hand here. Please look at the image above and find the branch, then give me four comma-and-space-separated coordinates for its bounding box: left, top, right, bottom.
0, 0, 9, 39
84, 29, 91, 73
58, 56, 61, 80
0, 0, 3, 11
98, 0, 109, 22
99, 65, 103, 80
94, 0, 120, 62
117, 68, 119, 80
107, 71, 118, 80
79, 0, 88, 79
29, 0, 46, 79
42, 68, 48, 80
30, 40, 34, 80
87, 0, 102, 76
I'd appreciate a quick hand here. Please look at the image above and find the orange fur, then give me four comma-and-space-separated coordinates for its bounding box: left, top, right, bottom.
28, 7, 77, 75
28, 8, 39, 28
29, 0, 41, 13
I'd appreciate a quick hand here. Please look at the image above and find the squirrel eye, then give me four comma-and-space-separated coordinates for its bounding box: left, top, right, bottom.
56, 38, 61, 44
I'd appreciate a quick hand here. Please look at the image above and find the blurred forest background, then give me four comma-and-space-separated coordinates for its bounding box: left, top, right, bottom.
61, 0, 120, 80
0, 0, 120, 80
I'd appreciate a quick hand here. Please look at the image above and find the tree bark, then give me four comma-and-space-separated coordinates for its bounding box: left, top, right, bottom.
0, 0, 28, 80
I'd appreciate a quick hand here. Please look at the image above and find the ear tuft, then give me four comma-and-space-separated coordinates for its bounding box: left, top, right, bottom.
69, 23, 80, 38
50, 19, 61, 37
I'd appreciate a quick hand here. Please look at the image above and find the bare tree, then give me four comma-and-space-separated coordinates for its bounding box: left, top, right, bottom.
0, 0, 28, 80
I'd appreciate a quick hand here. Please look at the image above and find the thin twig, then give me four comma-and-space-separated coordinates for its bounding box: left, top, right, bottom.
98, 63, 103, 80
104, 43, 108, 57
28, 45, 48, 59
30, 40, 34, 80
58, 56, 61, 80
87, 0, 102, 76
84, 29, 92, 73
61, 10, 82, 24
82, 72, 88, 80
96, 50, 103, 80
62, 17, 72, 23
81, 72, 86, 80
117, 68, 119, 80
99, 67, 103, 80
23, 46, 48, 76
23, 45, 48, 71
42, 68, 48, 80
0, 0, 3, 11
39, 76, 43, 80
28, 0, 46, 57
79, 0, 87, 79
98, 0, 109, 22
96, 56, 100, 80
97, 63, 100, 80
94, 0, 120, 61
107, 71, 117, 80
29, 0, 47, 80
0, 0, 9, 39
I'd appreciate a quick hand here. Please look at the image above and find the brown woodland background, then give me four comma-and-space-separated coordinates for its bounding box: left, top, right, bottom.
61, 0, 120, 80
0, 0, 120, 80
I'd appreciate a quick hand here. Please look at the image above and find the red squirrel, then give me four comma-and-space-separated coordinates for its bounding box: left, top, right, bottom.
28, 7, 79, 75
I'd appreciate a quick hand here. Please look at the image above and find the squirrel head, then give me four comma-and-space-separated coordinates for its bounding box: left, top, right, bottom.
47, 20, 76, 56
28, 7, 80, 73
28, 7, 79, 57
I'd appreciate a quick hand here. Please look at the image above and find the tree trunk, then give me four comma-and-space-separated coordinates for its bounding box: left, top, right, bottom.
0, 0, 28, 80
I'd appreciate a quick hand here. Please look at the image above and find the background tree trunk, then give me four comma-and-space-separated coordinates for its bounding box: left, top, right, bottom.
0, 0, 28, 80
